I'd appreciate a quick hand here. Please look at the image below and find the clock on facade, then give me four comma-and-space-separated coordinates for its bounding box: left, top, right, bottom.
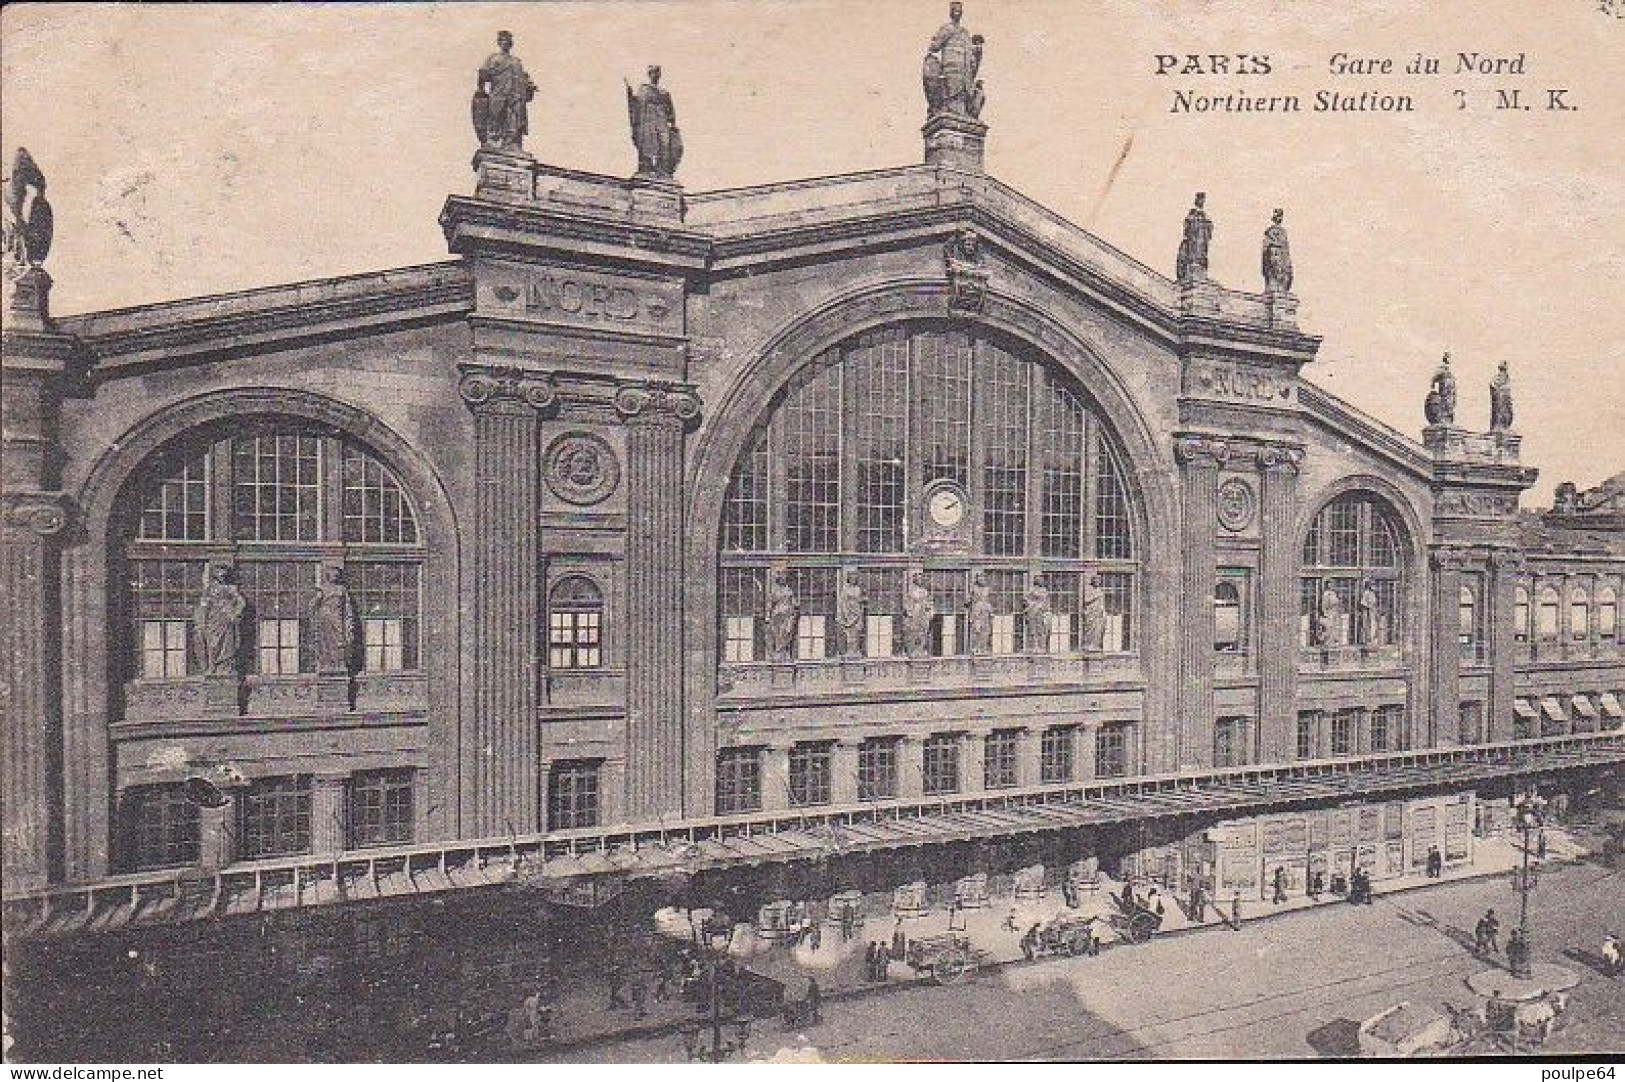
917, 479, 973, 553
928, 485, 967, 528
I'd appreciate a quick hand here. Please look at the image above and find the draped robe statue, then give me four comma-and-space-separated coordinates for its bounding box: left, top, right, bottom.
902, 571, 936, 658
473, 31, 537, 153
626, 66, 682, 178
922, 2, 984, 119
1426, 353, 1458, 426
1262, 208, 1294, 294
766, 570, 800, 661
967, 572, 994, 655
1176, 193, 1212, 283
193, 563, 246, 676
1024, 576, 1054, 654
311, 565, 357, 674
1080, 572, 1107, 652
1489, 361, 1516, 431
835, 568, 866, 658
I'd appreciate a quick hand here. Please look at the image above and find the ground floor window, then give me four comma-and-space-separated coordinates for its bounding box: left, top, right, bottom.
716, 748, 763, 814
121, 784, 201, 871
349, 769, 415, 847
547, 760, 602, 830
237, 775, 312, 859
1296, 711, 1320, 760
984, 729, 1020, 789
1213, 716, 1250, 768
1040, 726, 1075, 784
1095, 724, 1129, 778
858, 737, 899, 801
1459, 701, 1484, 745
788, 742, 834, 807
922, 734, 961, 795
1330, 710, 1357, 756
1370, 705, 1406, 752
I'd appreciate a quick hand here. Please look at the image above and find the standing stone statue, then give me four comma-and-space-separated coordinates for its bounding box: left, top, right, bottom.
902, 570, 936, 658
311, 565, 357, 675
2, 147, 51, 276
625, 66, 682, 179
835, 567, 867, 659
1261, 208, 1294, 294
1356, 581, 1380, 646
1489, 361, 1515, 431
922, 2, 984, 119
1425, 352, 1457, 426
193, 563, 247, 676
1319, 585, 1345, 648
473, 31, 538, 154
966, 571, 994, 655
1024, 574, 1054, 654
1175, 192, 1212, 283
766, 569, 800, 661
1080, 571, 1107, 652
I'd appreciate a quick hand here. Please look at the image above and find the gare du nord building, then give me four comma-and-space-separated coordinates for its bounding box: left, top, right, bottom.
3, 41, 1623, 939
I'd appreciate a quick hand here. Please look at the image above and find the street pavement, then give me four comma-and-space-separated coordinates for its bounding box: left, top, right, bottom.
552, 859, 1625, 1061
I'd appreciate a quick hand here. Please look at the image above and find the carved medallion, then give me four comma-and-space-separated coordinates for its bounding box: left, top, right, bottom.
1216, 478, 1257, 532
544, 433, 620, 506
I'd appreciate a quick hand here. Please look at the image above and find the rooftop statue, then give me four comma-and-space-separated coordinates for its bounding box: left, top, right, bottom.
1261, 208, 1293, 294
626, 66, 682, 179
472, 31, 538, 154
2, 147, 52, 277
1176, 192, 1212, 283
923, 3, 985, 120
1425, 352, 1458, 426
1489, 361, 1515, 431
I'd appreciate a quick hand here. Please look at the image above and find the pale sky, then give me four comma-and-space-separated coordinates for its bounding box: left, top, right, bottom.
4, 1, 1621, 503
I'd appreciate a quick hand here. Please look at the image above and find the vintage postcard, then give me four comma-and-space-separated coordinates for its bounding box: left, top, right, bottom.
1, 0, 1621, 1068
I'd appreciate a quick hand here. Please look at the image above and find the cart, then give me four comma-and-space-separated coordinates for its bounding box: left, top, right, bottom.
1021, 913, 1100, 960
1106, 903, 1162, 945
905, 932, 993, 985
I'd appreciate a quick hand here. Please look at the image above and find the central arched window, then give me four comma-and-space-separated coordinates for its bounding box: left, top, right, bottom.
718, 324, 1138, 663
1299, 493, 1405, 649
118, 420, 424, 683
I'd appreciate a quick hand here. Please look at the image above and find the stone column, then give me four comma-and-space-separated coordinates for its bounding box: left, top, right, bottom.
1428, 548, 1465, 750
1174, 437, 1227, 770
460, 370, 551, 836
1256, 446, 1304, 762
763, 746, 791, 812
1486, 551, 1522, 743
617, 385, 699, 820
832, 742, 860, 805
311, 773, 348, 855
899, 736, 925, 799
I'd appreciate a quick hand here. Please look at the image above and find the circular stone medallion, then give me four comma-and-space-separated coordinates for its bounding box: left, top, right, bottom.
544, 433, 620, 506
1216, 478, 1257, 532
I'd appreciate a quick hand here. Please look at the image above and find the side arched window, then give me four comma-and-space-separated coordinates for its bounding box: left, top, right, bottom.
548, 576, 604, 670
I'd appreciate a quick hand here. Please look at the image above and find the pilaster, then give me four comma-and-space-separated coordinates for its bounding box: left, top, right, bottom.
1486, 550, 1522, 743
831, 742, 860, 806
198, 797, 238, 871
762, 746, 791, 813
311, 774, 348, 855
964, 732, 986, 793
1256, 447, 1304, 762
1428, 547, 1466, 750
899, 736, 925, 799
1175, 436, 1227, 769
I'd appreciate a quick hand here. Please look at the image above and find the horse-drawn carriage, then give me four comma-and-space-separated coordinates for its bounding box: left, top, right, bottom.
1105, 898, 1163, 945
906, 932, 995, 985
1020, 913, 1101, 960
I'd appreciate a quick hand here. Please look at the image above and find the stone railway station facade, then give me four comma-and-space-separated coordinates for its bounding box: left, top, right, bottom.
2, 24, 1623, 942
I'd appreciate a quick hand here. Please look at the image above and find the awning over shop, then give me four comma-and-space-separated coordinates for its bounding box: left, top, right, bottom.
1572, 695, 1599, 719
1540, 697, 1567, 722
1514, 700, 1539, 721
1601, 693, 1624, 719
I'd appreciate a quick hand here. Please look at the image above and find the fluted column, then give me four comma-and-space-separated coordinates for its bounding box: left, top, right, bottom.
618, 384, 698, 820
1486, 550, 1522, 743
1256, 446, 1304, 763
460, 370, 552, 836
1175, 437, 1227, 770
1428, 548, 1465, 750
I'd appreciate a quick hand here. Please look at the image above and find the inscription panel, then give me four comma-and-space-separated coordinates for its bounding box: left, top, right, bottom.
477, 261, 685, 338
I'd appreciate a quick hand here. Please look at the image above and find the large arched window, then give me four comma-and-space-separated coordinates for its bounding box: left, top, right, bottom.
1299, 493, 1404, 649
119, 421, 424, 682
718, 324, 1138, 663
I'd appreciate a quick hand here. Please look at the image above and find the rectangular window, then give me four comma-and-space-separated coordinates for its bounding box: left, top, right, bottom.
721, 424, 770, 552
913, 330, 971, 490
782, 359, 841, 553
788, 742, 834, 807
720, 568, 765, 662
1369, 707, 1390, 752
363, 618, 405, 672
140, 619, 190, 678
240, 562, 313, 674
1038, 375, 1086, 559
257, 618, 302, 675
922, 734, 961, 795
923, 569, 965, 657
724, 616, 757, 663
795, 614, 828, 661
349, 769, 415, 847
716, 748, 763, 814
849, 331, 908, 553
549, 609, 603, 669
1377, 705, 1408, 751
1571, 588, 1591, 640
984, 729, 1020, 789
788, 567, 835, 660
1599, 589, 1618, 640
352, 563, 421, 672
858, 737, 899, 801
137, 454, 209, 541
1048, 612, 1074, 654
547, 761, 601, 830
1327, 499, 1361, 566
1094, 435, 1134, 560
123, 784, 201, 871
978, 343, 1029, 557
341, 445, 417, 544
1101, 572, 1135, 651
233, 433, 321, 542
1095, 724, 1129, 778
1040, 726, 1076, 784
1458, 701, 1484, 746
990, 614, 1018, 655
864, 613, 895, 658
1215, 570, 1248, 653
1213, 717, 1249, 768
1538, 589, 1561, 640
1296, 711, 1320, 760
237, 776, 312, 859
1330, 710, 1357, 756
129, 560, 203, 679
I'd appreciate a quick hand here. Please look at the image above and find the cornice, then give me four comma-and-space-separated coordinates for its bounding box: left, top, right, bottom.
1297, 383, 1433, 482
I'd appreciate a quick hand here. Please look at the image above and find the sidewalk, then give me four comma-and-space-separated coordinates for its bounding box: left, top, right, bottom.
533, 830, 1570, 1055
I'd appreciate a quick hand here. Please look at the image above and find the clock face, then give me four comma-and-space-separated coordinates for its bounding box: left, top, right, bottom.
927, 486, 967, 528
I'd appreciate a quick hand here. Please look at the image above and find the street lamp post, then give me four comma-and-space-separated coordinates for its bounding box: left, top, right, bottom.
1510, 787, 1547, 980
689, 911, 737, 1062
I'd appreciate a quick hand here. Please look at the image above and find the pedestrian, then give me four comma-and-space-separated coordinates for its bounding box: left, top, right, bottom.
864, 941, 878, 981
1150, 888, 1165, 917
1601, 932, 1622, 976
806, 976, 822, 1024
1190, 881, 1205, 922
809, 921, 822, 951
841, 907, 856, 943
948, 898, 961, 931
1537, 829, 1548, 861
630, 975, 648, 1020
1427, 846, 1442, 878
1272, 867, 1287, 905
1120, 880, 1136, 913
1062, 877, 1077, 909
1309, 870, 1324, 901
1021, 922, 1040, 961
1483, 909, 1501, 954
891, 920, 906, 961
607, 961, 627, 1009
1230, 890, 1242, 930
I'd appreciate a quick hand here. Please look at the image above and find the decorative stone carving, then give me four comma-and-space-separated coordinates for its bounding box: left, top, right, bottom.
613, 381, 702, 426
1080, 571, 1108, 652
1023, 574, 1053, 654
965, 570, 994, 655
922, 3, 985, 120
1355, 581, 1380, 646
902, 568, 936, 658
1176, 192, 1212, 283
1255, 444, 1305, 473
765, 568, 799, 662
1317, 585, 1345, 647
1261, 208, 1293, 294
1215, 478, 1257, 532
944, 229, 989, 313
544, 432, 621, 506
1489, 361, 1515, 431
1174, 435, 1231, 468
625, 66, 682, 180
473, 31, 538, 154
1, 492, 69, 536
1435, 490, 1517, 518
1424, 352, 1457, 427
458, 368, 558, 412
3, 147, 51, 273
310, 564, 357, 676
835, 567, 866, 659
1430, 547, 1470, 572
193, 563, 246, 677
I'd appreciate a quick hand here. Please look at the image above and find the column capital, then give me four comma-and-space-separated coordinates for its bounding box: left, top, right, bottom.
1430, 546, 1471, 572
1174, 434, 1233, 469
614, 380, 702, 429
1, 491, 71, 536
457, 365, 558, 414
1255, 443, 1305, 474
1487, 548, 1526, 573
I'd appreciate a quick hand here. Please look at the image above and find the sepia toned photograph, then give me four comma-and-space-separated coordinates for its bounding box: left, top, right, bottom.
1, 0, 1622, 1067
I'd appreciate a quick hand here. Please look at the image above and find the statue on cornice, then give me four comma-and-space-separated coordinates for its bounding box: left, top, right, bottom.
626, 66, 682, 179
1425, 352, 1457, 426
835, 567, 866, 659
902, 569, 936, 658
765, 568, 799, 661
1176, 193, 1212, 283
1261, 208, 1293, 294
1080, 571, 1107, 652
1024, 573, 1054, 654
193, 563, 246, 677
1489, 361, 1515, 432
473, 31, 538, 154
311, 565, 357, 675
3, 147, 52, 281
923, 2, 985, 120
967, 571, 994, 655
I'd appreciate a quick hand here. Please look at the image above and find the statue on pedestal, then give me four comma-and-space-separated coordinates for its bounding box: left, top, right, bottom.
1024, 574, 1053, 654
902, 569, 936, 658
1080, 571, 1107, 652
193, 563, 246, 676
967, 570, 994, 655
1356, 581, 1380, 646
766, 568, 799, 661
1176, 192, 1212, 283
835, 567, 866, 659
2, 147, 51, 276
1425, 352, 1457, 426
473, 31, 538, 154
625, 66, 682, 179
922, 3, 985, 120
1318, 585, 1345, 648
1261, 208, 1294, 294
311, 565, 357, 675
1489, 361, 1515, 431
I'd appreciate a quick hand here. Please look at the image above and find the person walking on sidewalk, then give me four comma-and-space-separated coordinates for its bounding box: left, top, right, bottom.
1189, 881, 1206, 923
1480, 909, 1501, 955
1229, 890, 1242, 930
806, 976, 822, 1024
891, 918, 907, 961
1271, 866, 1287, 904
